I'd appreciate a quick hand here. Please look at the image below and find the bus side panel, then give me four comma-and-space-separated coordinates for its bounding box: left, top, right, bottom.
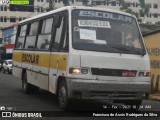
27, 70, 37, 85
13, 50, 22, 68
32, 52, 50, 90
12, 67, 22, 80
49, 53, 68, 94
13, 50, 23, 80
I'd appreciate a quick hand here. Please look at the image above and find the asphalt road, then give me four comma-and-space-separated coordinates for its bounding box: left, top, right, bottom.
0, 71, 160, 120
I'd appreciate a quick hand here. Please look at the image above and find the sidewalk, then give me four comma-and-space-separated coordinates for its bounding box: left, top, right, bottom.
149, 93, 160, 101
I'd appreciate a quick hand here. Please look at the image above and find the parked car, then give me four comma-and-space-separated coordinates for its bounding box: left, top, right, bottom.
3, 60, 12, 74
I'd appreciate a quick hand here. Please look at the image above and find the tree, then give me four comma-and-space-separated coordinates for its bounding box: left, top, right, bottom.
119, 0, 138, 17
139, 0, 150, 16
82, 0, 88, 6
62, 0, 69, 6
119, 0, 128, 10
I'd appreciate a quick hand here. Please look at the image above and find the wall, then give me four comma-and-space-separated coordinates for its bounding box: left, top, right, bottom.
144, 32, 160, 91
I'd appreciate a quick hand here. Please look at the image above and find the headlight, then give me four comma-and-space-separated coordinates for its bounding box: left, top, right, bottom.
139, 71, 150, 77
69, 68, 81, 74
69, 67, 89, 74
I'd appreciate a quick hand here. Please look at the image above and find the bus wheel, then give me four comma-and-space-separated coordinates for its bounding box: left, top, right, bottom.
58, 80, 69, 110
22, 72, 33, 94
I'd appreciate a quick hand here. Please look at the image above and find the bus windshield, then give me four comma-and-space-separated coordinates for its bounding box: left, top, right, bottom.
72, 9, 146, 55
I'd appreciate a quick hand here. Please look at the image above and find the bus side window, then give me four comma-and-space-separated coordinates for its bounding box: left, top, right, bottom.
15, 24, 27, 49
60, 16, 69, 52
25, 21, 39, 49
36, 17, 53, 50
52, 12, 68, 52
52, 15, 63, 52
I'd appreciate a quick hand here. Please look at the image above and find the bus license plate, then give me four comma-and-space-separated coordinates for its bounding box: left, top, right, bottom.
122, 71, 136, 77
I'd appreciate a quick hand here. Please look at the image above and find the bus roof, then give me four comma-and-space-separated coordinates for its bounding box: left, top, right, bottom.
19, 6, 135, 24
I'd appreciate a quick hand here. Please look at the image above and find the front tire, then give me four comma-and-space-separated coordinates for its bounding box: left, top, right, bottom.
58, 80, 69, 110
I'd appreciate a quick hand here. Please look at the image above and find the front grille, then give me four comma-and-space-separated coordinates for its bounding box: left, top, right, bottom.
91, 68, 137, 77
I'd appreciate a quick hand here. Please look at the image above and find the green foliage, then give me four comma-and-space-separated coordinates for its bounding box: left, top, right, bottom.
62, 0, 69, 6
139, 0, 150, 15
119, 0, 138, 17
144, 4, 150, 14
119, 0, 150, 19
119, 0, 127, 9
82, 0, 88, 5
139, 0, 145, 8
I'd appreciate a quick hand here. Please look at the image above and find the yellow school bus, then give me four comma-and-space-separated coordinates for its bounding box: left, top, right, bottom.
13, 6, 151, 110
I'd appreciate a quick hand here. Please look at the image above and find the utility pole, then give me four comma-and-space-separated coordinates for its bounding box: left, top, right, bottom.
48, 0, 55, 11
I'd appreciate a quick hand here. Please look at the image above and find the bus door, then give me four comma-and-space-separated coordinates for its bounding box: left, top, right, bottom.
49, 12, 69, 94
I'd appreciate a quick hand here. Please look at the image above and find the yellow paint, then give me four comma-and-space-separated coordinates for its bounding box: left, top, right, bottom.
144, 32, 160, 91
13, 52, 22, 62
38, 54, 50, 67
50, 54, 58, 69
13, 51, 67, 71
58, 54, 67, 71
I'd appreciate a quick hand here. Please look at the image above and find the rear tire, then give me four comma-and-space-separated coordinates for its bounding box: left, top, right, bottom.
58, 80, 69, 110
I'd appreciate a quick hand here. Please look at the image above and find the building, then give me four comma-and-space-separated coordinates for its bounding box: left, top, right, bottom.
143, 29, 160, 92
89, 0, 160, 23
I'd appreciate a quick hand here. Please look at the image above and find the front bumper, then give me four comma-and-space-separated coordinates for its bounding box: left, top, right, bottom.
66, 78, 151, 100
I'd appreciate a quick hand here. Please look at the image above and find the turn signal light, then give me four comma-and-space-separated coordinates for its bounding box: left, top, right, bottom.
144, 72, 150, 77
139, 72, 150, 77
